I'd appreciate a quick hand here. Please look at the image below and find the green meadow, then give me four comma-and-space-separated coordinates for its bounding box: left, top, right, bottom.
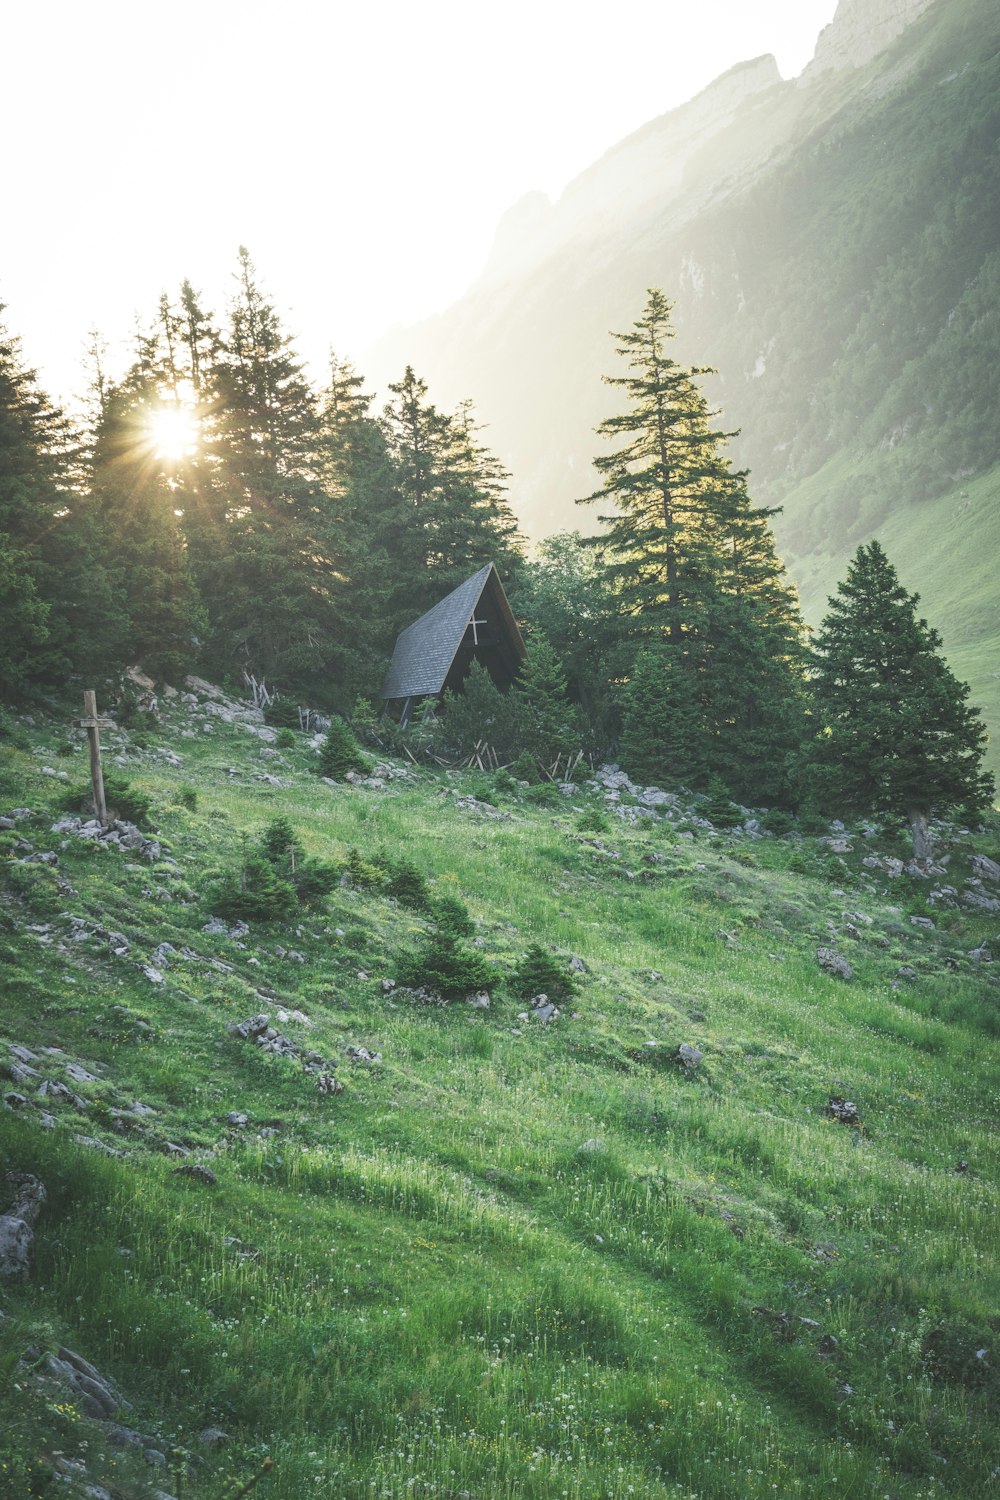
1, 696, 998, 1499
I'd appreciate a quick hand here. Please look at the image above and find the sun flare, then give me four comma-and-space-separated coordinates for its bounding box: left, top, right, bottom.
148, 401, 199, 462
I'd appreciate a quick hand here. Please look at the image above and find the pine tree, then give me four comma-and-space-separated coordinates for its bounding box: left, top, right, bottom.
87, 323, 203, 683
580, 289, 806, 801
313, 354, 398, 700
808, 541, 994, 856
512, 635, 581, 767
578, 287, 740, 642
380, 368, 523, 629
205, 247, 331, 690
618, 648, 704, 788
0, 309, 124, 694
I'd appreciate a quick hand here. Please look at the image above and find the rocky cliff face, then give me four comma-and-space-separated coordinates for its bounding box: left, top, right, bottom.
803, 0, 937, 78
481, 55, 783, 290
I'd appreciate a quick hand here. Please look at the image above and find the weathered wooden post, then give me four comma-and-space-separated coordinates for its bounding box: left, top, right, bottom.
76, 690, 115, 828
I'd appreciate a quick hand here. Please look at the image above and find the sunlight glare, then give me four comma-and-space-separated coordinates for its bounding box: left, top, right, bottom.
149, 401, 199, 462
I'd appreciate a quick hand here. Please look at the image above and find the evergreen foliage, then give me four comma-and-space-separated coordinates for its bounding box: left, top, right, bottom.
0, 309, 124, 695
512, 634, 581, 766
619, 648, 704, 788
700, 775, 742, 829
209, 849, 298, 924
385, 857, 433, 912
441, 661, 519, 759
395, 927, 499, 1002
509, 943, 579, 1003
316, 718, 372, 780
580, 290, 806, 800
430, 893, 475, 937
807, 542, 994, 855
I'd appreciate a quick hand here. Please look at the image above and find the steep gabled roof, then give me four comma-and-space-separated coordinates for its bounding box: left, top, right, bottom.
381, 562, 525, 701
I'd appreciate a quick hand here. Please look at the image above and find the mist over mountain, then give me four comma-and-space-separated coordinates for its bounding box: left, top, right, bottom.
369, 0, 1000, 762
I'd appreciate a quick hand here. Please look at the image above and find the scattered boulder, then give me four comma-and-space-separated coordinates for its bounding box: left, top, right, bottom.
675, 1043, 703, 1071
346, 1045, 382, 1065
970, 854, 1000, 883
828, 1095, 862, 1127
45, 1346, 123, 1419
198, 1427, 231, 1450
0, 1172, 46, 1280
171, 1164, 217, 1186
817, 947, 853, 981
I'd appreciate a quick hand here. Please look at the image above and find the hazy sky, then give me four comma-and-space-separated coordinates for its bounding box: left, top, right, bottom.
4, 0, 837, 405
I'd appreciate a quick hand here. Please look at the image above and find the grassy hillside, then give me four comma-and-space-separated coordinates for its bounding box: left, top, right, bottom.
2, 689, 999, 1499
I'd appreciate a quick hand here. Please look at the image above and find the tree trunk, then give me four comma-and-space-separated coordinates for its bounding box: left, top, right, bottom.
908, 806, 931, 862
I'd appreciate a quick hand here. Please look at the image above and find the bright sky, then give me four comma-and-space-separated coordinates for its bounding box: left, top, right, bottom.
4, 0, 837, 406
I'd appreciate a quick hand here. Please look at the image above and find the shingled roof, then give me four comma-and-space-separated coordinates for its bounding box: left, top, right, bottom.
381, 563, 526, 706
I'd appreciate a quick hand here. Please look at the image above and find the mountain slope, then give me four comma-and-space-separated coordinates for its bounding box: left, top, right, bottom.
2, 690, 999, 1498
368, 0, 1000, 770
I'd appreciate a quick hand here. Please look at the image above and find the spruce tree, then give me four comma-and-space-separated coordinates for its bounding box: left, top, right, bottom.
580, 289, 806, 800
618, 648, 704, 788
206, 247, 331, 690
380, 368, 523, 629
513, 635, 581, 767
0, 310, 124, 693
808, 541, 994, 856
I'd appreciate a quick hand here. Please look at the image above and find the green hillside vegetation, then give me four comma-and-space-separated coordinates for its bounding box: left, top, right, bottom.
2, 693, 999, 1499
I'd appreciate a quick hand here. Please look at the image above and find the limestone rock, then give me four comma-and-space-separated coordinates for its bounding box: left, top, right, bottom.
817, 947, 853, 981
0, 1173, 45, 1279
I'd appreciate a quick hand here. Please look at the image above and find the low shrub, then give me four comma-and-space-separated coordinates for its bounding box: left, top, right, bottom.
577, 807, 610, 833
316, 718, 372, 780
275, 727, 297, 749
264, 699, 301, 729
61, 773, 153, 828
292, 858, 340, 905
510, 942, 579, 1002
511, 750, 540, 784
208, 850, 298, 923
345, 847, 389, 890
700, 776, 741, 829
431, 893, 475, 937
386, 856, 433, 911
525, 781, 562, 807
396, 928, 500, 1001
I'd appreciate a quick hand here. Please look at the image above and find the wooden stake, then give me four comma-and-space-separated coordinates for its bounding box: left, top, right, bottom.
76, 689, 115, 828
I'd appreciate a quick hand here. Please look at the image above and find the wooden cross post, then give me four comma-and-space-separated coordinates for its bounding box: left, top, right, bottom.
76, 690, 115, 828
468, 612, 488, 646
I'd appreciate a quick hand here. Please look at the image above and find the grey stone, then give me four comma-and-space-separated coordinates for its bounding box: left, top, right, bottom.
910, 915, 935, 929
971, 853, 1000, 882
676, 1043, 704, 1070
817, 947, 853, 981
198, 1427, 232, 1450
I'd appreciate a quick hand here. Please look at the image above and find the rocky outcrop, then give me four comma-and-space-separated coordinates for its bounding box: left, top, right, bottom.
803, 0, 936, 79
0, 1172, 46, 1280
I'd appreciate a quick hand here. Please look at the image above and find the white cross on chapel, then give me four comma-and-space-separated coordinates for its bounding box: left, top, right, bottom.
467, 611, 488, 646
